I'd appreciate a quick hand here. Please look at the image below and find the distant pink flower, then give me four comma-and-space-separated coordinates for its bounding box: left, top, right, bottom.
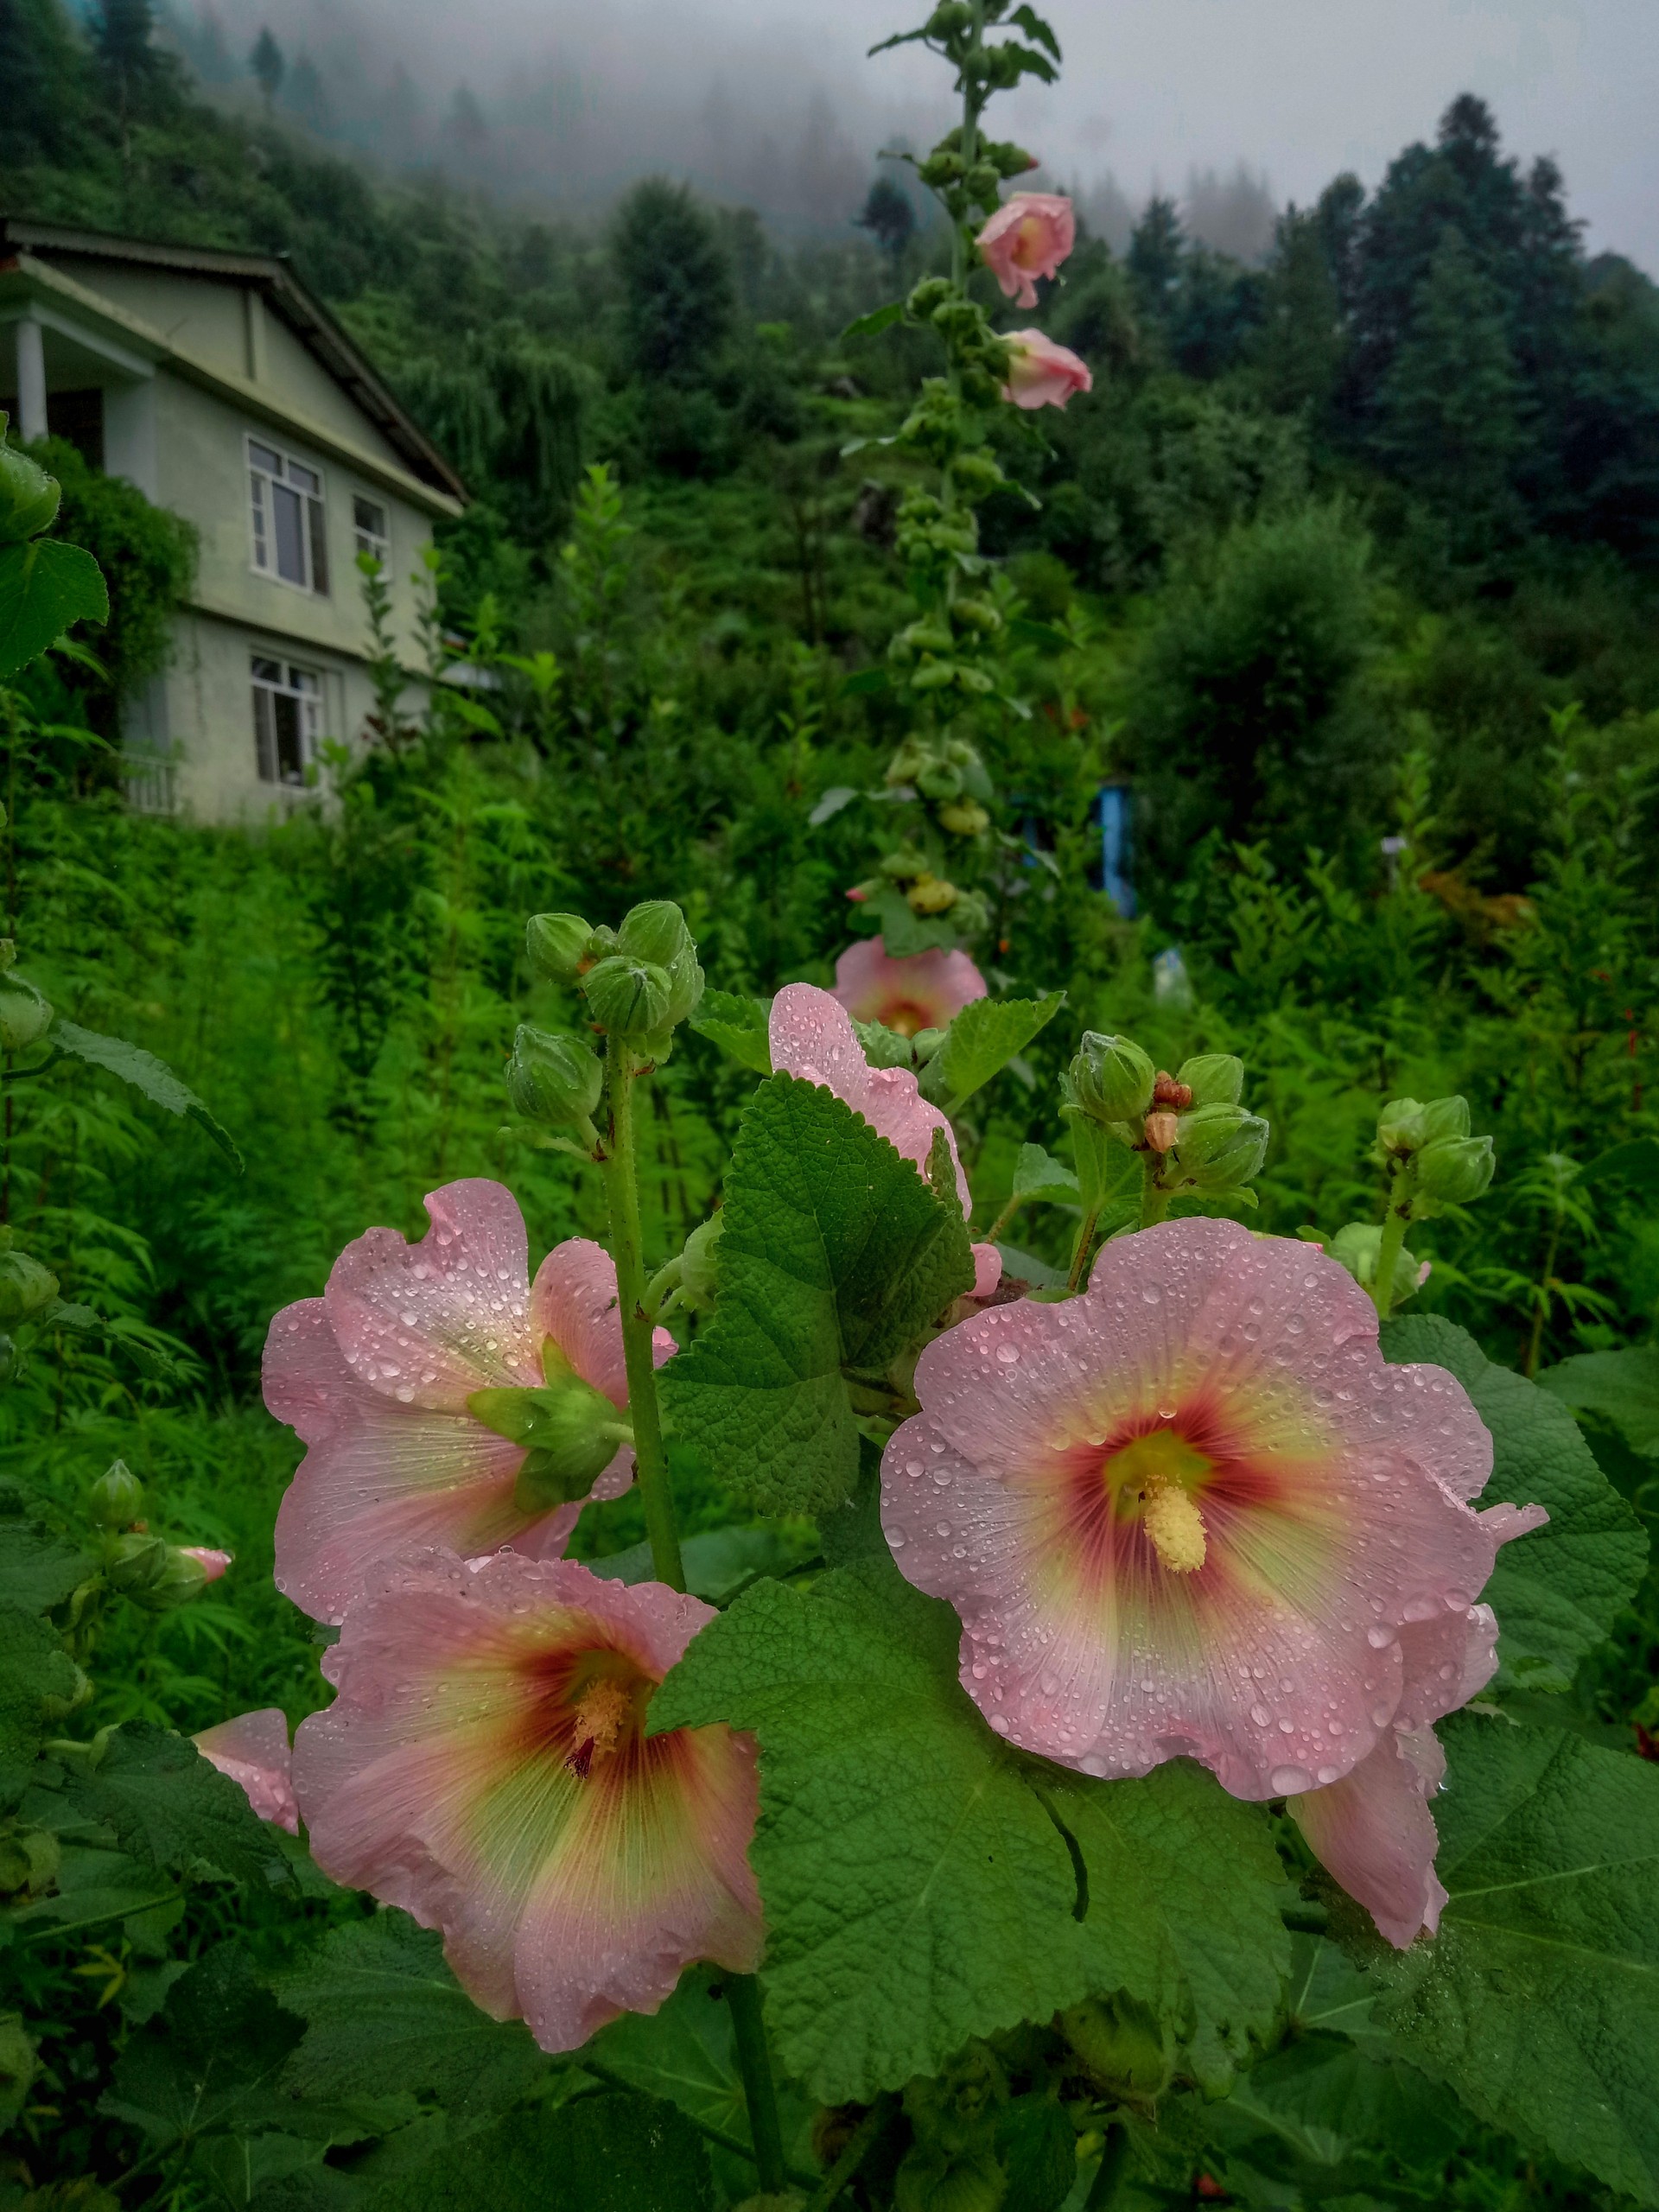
1003, 330, 1092, 411
265, 1181, 674, 1624
977, 193, 1076, 308
195, 1707, 298, 1834
293, 1549, 761, 2053
880, 1218, 1546, 1827
769, 983, 1000, 1290
832, 938, 987, 1039
176, 1547, 232, 1582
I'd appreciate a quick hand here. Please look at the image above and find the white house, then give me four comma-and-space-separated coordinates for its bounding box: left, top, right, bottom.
0, 217, 466, 820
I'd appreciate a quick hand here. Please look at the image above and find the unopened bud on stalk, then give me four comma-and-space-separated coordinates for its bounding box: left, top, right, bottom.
679, 1212, 724, 1315
1414, 1133, 1495, 1211
1060, 1991, 1177, 2105
1177, 1052, 1244, 1109
613, 900, 703, 1031
129, 1545, 228, 1612
89, 1459, 144, 1529
581, 957, 673, 1040
505, 1026, 602, 1128
1171, 1103, 1269, 1192
1144, 1109, 1180, 1154
906, 874, 958, 915
1070, 1033, 1154, 1126
525, 912, 598, 982
0, 975, 53, 1052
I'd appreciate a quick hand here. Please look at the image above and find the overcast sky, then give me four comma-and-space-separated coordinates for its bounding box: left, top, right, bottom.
207, 0, 1659, 269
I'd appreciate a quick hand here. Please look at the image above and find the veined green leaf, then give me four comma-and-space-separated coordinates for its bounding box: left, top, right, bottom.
0, 537, 107, 680
688, 989, 772, 1076
50, 1021, 244, 1167
919, 990, 1065, 1109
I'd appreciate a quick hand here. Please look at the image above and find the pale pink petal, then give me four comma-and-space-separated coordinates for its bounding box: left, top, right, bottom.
831, 939, 987, 1037
293, 1550, 762, 2052
325, 1180, 540, 1413
971, 1243, 1003, 1300
977, 193, 1076, 308
770, 982, 969, 1212
177, 1547, 232, 1582
881, 1218, 1524, 1801
1393, 1605, 1499, 1730
1002, 329, 1092, 411
1479, 1500, 1550, 1543
194, 1707, 298, 1834
529, 1236, 676, 1410
1290, 1726, 1448, 1948
267, 1298, 579, 1625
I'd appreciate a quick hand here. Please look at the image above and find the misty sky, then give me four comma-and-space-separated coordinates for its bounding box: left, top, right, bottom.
202, 0, 1659, 270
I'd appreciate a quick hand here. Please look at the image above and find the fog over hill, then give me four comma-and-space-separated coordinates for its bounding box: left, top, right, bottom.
155, 0, 1657, 269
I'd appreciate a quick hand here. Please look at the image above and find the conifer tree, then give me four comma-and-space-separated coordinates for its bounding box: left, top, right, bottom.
250, 25, 284, 111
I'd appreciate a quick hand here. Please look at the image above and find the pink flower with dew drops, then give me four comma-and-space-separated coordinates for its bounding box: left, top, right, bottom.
832, 938, 987, 1039
1002, 330, 1092, 411
293, 1549, 762, 2054
880, 1218, 1546, 1876
976, 193, 1077, 309
176, 1548, 232, 1582
769, 983, 1001, 1298
194, 1707, 298, 1834
265, 1180, 674, 1624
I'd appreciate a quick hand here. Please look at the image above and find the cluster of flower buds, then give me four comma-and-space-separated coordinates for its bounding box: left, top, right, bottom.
88, 1460, 231, 1614
522, 899, 704, 1072
848, 844, 993, 937
0, 1225, 67, 1387
915, 124, 1039, 219
1065, 1033, 1269, 1200
1374, 1094, 1495, 1217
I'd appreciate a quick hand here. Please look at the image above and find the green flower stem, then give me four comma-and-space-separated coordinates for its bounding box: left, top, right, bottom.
1084, 2122, 1132, 2209
642, 1254, 683, 1322
1139, 1154, 1171, 1230
725, 1972, 786, 2195
983, 1191, 1023, 1245
1066, 1206, 1100, 1294
601, 1033, 685, 1593
805, 2093, 897, 2210
1370, 1166, 1412, 1320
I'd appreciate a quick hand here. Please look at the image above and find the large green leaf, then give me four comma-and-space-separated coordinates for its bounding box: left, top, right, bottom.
65, 1721, 289, 1889
1381, 1317, 1647, 1690
1206, 2032, 1462, 2196
104, 1942, 306, 2145
1537, 1345, 1659, 1456
273, 1913, 550, 2116
52, 1021, 243, 1166
918, 991, 1065, 1110
0, 1605, 82, 1802
650, 1557, 1288, 2103
0, 1497, 91, 1617
688, 988, 772, 1076
367, 2091, 713, 2212
1374, 1713, 1659, 2205
0, 536, 107, 679
661, 1074, 974, 1515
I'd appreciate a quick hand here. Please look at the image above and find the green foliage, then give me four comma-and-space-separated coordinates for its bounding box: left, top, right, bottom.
612, 178, 736, 386
0, 537, 106, 681
663, 1074, 974, 1514
918, 991, 1065, 1110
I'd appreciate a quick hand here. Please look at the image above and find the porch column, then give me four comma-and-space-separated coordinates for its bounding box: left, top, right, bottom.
14, 316, 48, 444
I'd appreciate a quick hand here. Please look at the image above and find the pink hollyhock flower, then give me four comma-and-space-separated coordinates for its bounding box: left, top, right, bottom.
293, 1548, 762, 2053
194, 1707, 298, 1834
265, 1180, 674, 1624
1003, 330, 1092, 411
832, 938, 987, 1039
880, 1218, 1546, 1834
176, 1547, 232, 1581
769, 983, 1001, 1291
977, 193, 1077, 308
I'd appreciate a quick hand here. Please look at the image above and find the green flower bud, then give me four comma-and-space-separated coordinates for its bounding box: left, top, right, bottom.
1176, 1052, 1244, 1109
0, 440, 60, 543
1420, 1095, 1472, 1143
127, 1545, 218, 1613
1170, 1103, 1269, 1192
1059, 1992, 1176, 2105
105, 1531, 168, 1592
1376, 1097, 1427, 1154
614, 903, 703, 1029
581, 955, 672, 1039
89, 1459, 144, 1529
0, 1250, 58, 1325
469, 1374, 629, 1510
0, 976, 53, 1052
1325, 1222, 1427, 1306
1414, 1133, 1495, 1212
525, 912, 598, 982
1070, 1032, 1155, 1125
505, 1026, 601, 1129
680, 1212, 724, 1315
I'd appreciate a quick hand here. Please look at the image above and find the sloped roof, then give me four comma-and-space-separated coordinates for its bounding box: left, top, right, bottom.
0, 214, 465, 502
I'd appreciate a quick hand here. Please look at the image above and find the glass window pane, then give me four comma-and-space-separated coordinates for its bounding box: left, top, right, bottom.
274, 692, 306, 782
252, 685, 276, 781
272, 481, 306, 585
251, 656, 283, 683
353, 494, 387, 537
288, 461, 321, 496
289, 668, 320, 695
307, 497, 329, 595
249, 441, 283, 474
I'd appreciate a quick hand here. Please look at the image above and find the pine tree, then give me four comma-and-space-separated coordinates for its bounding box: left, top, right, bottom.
250, 25, 284, 111
1255, 207, 1344, 422
612, 178, 734, 384
855, 175, 916, 270
1128, 195, 1185, 324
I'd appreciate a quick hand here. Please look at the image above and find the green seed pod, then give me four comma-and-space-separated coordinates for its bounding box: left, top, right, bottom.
0, 440, 60, 543
1414, 1133, 1495, 1212
581, 955, 673, 1040
1059, 1991, 1176, 2105
105, 1531, 168, 1593
0, 1250, 58, 1326
1376, 1097, 1427, 1154
525, 912, 598, 982
89, 1459, 145, 1529
679, 1211, 724, 1315
616, 902, 702, 1029
470, 1374, 626, 1510
0, 976, 53, 1052
1176, 1052, 1244, 1109
127, 1546, 217, 1613
1171, 1103, 1269, 1192
505, 1025, 602, 1128
1070, 1032, 1155, 1125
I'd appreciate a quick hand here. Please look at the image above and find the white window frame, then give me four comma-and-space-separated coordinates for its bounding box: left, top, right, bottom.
352, 492, 391, 572
251, 655, 323, 786
246, 434, 330, 595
